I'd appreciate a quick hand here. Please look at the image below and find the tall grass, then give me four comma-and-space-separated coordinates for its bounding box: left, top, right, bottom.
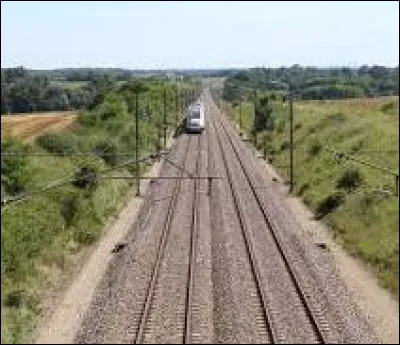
227, 96, 399, 297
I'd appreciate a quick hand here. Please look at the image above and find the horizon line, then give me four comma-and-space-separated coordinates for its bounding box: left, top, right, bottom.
1, 64, 399, 71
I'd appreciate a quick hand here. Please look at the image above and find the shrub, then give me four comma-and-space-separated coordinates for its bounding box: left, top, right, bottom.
315, 191, 345, 219
3, 289, 24, 308
72, 167, 98, 191
264, 142, 275, 154
302, 85, 364, 100
280, 141, 290, 151
336, 167, 363, 191
276, 120, 285, 134
36, 132, 77, 155
1, 140, 30, 195
358, 192, 379, 215
380, 101, 397, 115
93, 139, 119, 166
297, 183, 310, 196
308, 126, 316, 134
96, 93, 128, 121
60, 192, 80, 227
350, 138, 365, 153
74, 225, 97, 245
294, 122, 302, 130
77, 110, 97, 127
308, 139, 322, 156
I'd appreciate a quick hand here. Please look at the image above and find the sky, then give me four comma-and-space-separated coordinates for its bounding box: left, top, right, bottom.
1, 1, 399, 69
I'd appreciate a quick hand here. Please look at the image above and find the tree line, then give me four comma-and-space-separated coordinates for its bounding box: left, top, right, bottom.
222, 65, 399, 101
1, 67, 98, 114
0, 66, 222, 115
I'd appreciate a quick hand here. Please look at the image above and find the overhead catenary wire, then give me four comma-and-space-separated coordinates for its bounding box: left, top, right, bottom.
1, 150, 170, 211
1, 103, 196, 210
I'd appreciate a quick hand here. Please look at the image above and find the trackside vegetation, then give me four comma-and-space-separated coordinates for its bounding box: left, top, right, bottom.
1, 78, 201, 343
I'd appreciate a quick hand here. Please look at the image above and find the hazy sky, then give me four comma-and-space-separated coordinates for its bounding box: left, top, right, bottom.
1, 1, 399, 69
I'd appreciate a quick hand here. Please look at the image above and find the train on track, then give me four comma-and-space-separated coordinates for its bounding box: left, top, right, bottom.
186, 100, 205, 133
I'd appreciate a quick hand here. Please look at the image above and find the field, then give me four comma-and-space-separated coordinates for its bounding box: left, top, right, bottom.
50, 80, 89, 90
1, 112, 77, 142
226, 96, 399, 296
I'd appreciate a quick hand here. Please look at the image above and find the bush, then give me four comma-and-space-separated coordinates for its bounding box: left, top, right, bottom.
74, 225, 97, 245
93, 139, 119, 166
336, 167, 363, 191
380, 101, 397, 115
72, 167, 98, 191
302, 84, 364, 100
308, 139, 322, 156
60, 192, 80, 227
315, 191, 345, 219
36, 132, 77, 155
350, 138, 365, 153
276, 120, 285, 134
96, 93, 128, 121
294, 122, 302, 130
280, 141, 290, 151
264, 142, 275, 154
297, 183, 310, 196
3, 289, 24, 308
105, 119, 126, 136
1, 140, 30, 195
77, 110, 98, 127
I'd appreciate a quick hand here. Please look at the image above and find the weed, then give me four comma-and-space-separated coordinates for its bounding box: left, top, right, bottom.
60, 192, 80, 227
336, 167, 363, 191
380, 101, 398, 115
298, 183, 310, 196
307, 139, 322, 157
93, 139, 119, 166
280, 141, 290, 151
315, 191, 345, 219
294, 122, 302, 130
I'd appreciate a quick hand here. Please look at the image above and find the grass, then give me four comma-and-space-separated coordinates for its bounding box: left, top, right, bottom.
226, 96, 399, 297
1, 145, 134, 343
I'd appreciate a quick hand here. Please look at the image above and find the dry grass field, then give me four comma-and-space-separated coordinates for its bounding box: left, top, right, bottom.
1, 111, 77, 142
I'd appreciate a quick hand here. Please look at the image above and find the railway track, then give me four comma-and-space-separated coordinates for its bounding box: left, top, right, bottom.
75, 91, 377, 344
208, 96, 338, 343
74, 133, 202, 344
134, 134, 203, 344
